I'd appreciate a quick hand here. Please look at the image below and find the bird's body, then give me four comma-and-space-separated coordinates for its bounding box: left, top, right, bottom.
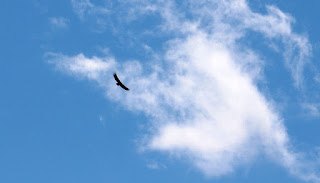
113, 73, 130, 91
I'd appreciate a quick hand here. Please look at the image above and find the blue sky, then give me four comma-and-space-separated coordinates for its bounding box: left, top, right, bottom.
1, 0, 320, 182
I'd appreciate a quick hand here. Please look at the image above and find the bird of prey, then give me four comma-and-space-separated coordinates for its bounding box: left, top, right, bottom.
113, 73, 130, 91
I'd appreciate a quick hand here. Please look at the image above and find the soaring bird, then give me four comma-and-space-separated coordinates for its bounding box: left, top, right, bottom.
113, 73, 130, 91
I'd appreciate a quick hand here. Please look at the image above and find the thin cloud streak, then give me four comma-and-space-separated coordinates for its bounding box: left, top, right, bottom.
49, 17, 69, 29
71, 0, 109, 20
48, 0, 319, 182
302, 103, 320, 117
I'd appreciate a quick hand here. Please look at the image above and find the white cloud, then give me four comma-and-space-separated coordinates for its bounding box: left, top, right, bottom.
146, 161, 167, 170
47, 53, 116, 80
71, 0, 109, 20
302, 103, 320, 117
71, 0, 110, 32
71, 0, 93, 18
49, 0, 319, 182
49, 17, 69, 29
315, 74, 320, 84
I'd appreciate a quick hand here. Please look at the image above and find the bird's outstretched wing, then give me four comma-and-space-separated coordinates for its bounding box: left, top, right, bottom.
113, 73, 121, 83
119, 83, 130, 90
113, 73, 130, 91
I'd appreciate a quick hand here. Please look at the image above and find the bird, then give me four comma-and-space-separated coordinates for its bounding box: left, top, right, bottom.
113, 73, 130, 91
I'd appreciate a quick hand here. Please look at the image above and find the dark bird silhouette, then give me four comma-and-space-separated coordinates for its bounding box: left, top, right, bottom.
113, 73, 130, 91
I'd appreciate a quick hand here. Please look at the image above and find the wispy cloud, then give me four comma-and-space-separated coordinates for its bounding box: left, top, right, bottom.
49, 17, 69, 29
33, 0, 48, 14
146, 161, 167, 170
315, 74, 320, 84
302, 103, 320, 117
71, 0, 109, 20
48, 0, 318, 181
71, 0, 110, 32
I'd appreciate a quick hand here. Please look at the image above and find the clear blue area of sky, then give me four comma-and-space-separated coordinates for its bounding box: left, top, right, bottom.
0, 0, 319, 183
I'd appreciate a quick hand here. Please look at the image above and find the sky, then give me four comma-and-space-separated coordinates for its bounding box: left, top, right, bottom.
1, 0, 320, 182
